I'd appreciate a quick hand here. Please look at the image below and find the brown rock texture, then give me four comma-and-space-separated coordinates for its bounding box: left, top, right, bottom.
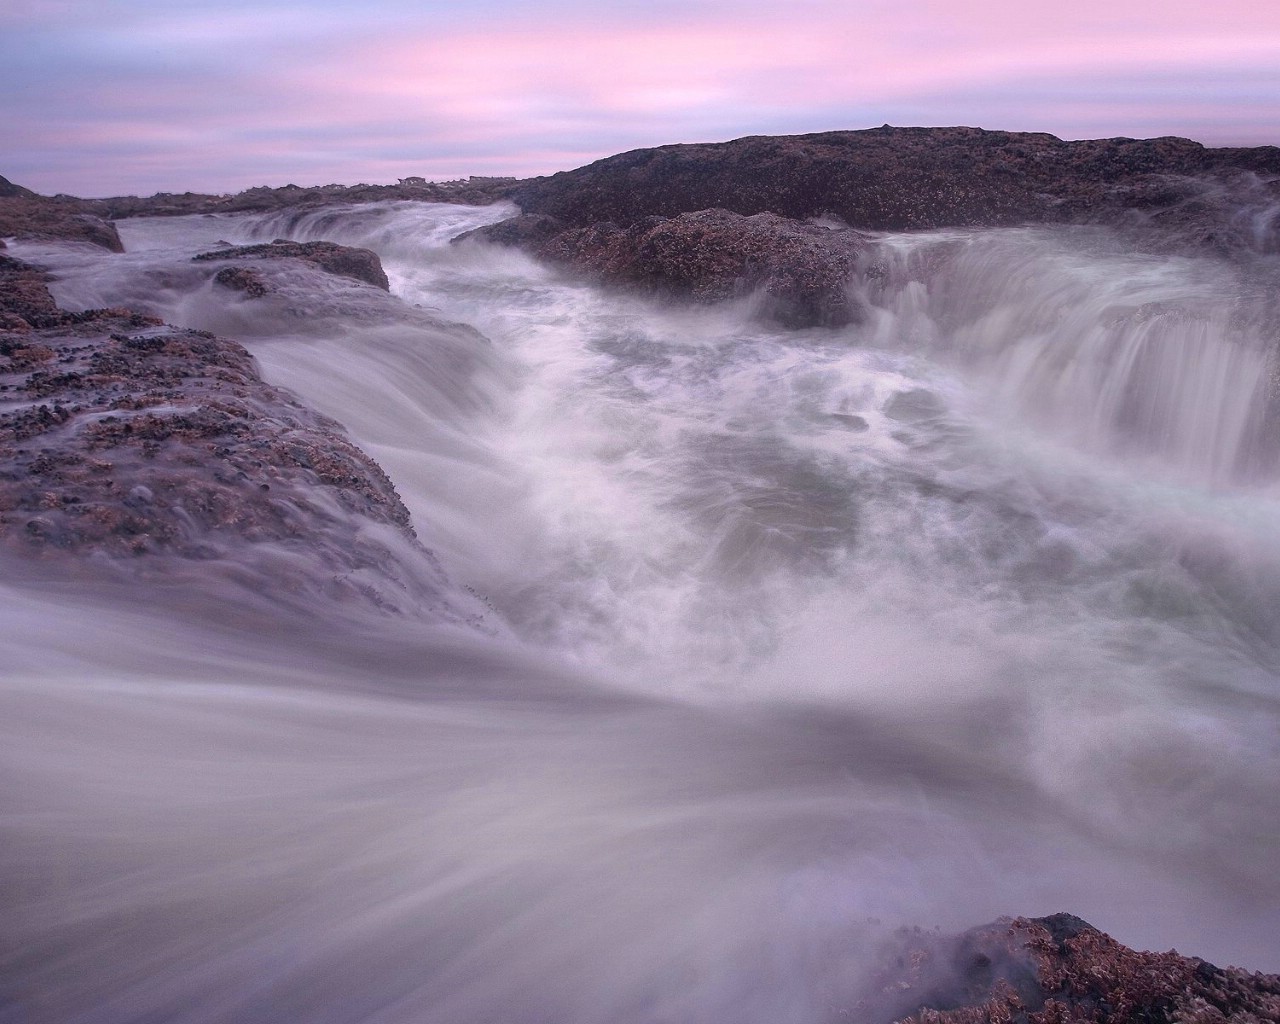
462, 127, 1280, 327
853, 914, 1280, 1024
531, 208, 867, 327
0, 193, 123, 251
194, 239, 391, 290
0, 319, 412, 554
212, 265, 269, 298
0, 256, 449, 613
0, 254, 64, 328
88, 176, 519, 219
0, 175, 37, 199
510, 127, 1280, 241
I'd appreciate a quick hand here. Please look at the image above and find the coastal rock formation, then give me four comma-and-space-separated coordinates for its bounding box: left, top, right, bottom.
212, 265, 269, 298
0, 257, 446, 614
0, 174, 37, 199
0, 186, 123, 252
856, 914, 1280, 1024
194, 239, 391, 290
0, 253, 65, 328
91, 176, 519, 219
511, 127, 1280, 246
465, 127, 1280, 324
529, 208, 867, 327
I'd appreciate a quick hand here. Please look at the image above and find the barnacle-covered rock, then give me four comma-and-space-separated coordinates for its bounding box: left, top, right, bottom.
477, 208, 866, 328
194, 239, 391, 290
852, 914, 1280, 1024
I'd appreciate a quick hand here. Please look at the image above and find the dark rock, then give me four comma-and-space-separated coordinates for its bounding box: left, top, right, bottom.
458, 129, 1279, 330
0, 195, 123, 251
512, 127, 1280, 234
213, 265, 269, 298
831, 413, 870, 431
0, 254, 62, 326
84, 177, 519, 220
194, 239, 390, 290
0, 255, 147, 335
0, 310, 453, 615
0, 175, 37, 199
455, 212, 566, 248
851, 915, 1280, 1024
531, 208, 866, 327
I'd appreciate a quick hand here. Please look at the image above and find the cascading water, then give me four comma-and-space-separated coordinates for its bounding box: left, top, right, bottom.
2, 200, 1278, 1023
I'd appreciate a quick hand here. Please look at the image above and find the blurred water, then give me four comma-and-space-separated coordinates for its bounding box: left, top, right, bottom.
3, 202, 1278, 1022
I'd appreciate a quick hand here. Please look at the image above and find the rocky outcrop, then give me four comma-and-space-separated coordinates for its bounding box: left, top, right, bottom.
0, 193, 123, 251
465, 127, 1280, 325
0, 257, 450, 613
0, 175, 517, 254
523, 208, 867, 327
855, 914, 1280, 1024
193, 239, 391, 290
511, 127, 1280, 241
0, 254, 64, 328
212, 265, 269, 297
88, 176, 518, 220
0, 175, 37, 199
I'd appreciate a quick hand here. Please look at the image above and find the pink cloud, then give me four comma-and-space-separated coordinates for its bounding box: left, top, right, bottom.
288, 8, 1280, 130
9, 0, 1279, 194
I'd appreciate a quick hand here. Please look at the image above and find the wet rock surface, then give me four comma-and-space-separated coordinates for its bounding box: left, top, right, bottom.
212, 264, 269, 297
0, 193, 123, 252
194, 239, 391, 290
525, 208, 867, 327
466, 127, 1280, 325
855, 914, 1280, 1024
0, 256, 448, 613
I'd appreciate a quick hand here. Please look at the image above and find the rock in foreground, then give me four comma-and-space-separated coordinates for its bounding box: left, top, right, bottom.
856, 914, 1280, 1024
0, 258, 449, 615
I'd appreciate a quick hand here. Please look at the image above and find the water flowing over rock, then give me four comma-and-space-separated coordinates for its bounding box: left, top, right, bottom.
194, 238, 391, 290
459, 128, 1280, 324
495, 208, 867, 327
0, 256, 449, 616
0, 192, 123, 251
858, 915, 1280, 1023
2, 129, 1280, 1020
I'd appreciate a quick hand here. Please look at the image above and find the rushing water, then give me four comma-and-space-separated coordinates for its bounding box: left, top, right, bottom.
3, 202, 1279, 1022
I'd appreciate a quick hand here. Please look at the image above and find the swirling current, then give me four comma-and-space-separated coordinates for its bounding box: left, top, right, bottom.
2, 200, 1278, 1023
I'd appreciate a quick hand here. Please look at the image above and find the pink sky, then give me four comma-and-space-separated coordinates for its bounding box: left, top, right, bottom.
3, 0, 1279, 196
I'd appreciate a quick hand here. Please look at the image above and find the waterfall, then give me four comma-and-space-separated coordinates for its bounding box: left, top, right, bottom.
2, 201, 1277, 1023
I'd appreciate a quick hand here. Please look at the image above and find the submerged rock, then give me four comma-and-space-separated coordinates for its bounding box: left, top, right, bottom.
854, 914, 1280, 1024
212, 265, 269, 298
193, 239, 391, 290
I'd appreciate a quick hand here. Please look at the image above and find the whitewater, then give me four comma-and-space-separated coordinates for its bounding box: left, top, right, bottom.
2, 199, 1278, 1022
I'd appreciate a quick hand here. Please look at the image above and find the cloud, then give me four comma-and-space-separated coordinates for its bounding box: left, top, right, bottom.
3, 0, 1278, 195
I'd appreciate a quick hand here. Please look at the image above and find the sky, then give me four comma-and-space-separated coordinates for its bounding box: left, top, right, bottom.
3, 0, 1279, 197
